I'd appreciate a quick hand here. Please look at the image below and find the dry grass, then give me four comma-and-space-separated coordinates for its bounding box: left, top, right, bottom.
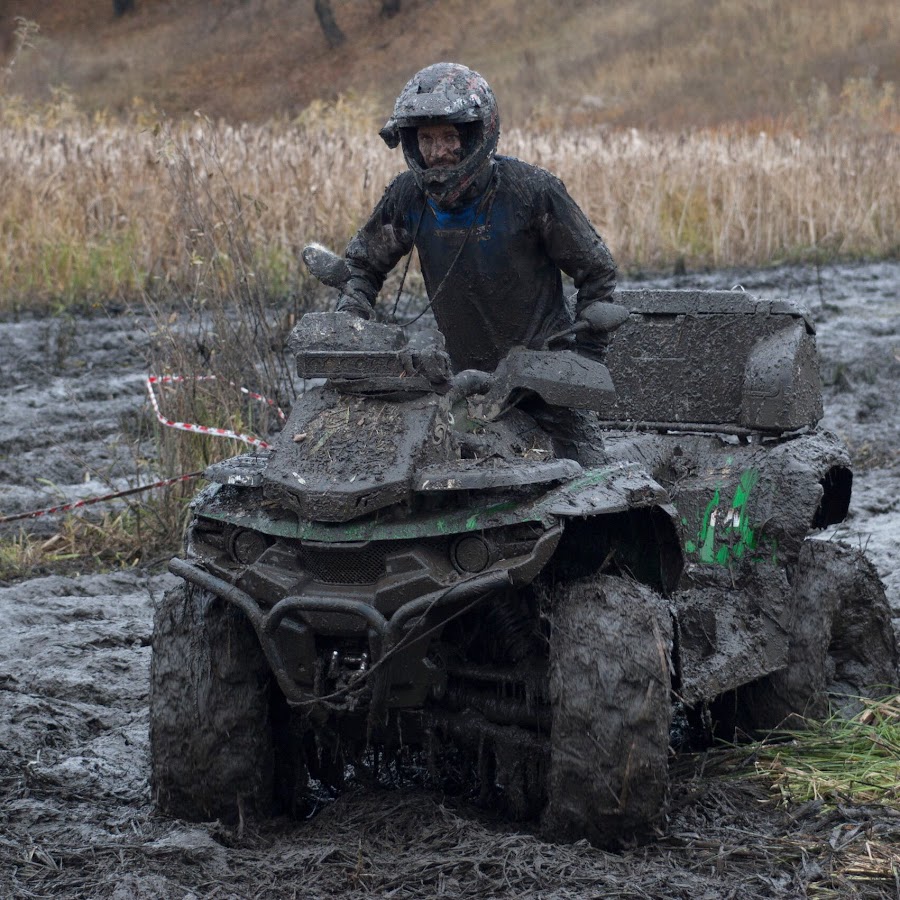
694, 695, 900, 896
518, 120, 898, 270
0, 506, 170, 581
1, 92, 897, 315
752, 695, 900, 807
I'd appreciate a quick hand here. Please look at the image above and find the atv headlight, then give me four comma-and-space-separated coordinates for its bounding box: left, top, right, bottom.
228, 528, 270, 565
451, 535, 491, 573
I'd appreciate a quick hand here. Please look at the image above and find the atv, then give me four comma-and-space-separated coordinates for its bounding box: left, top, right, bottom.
150, 255, 897, 847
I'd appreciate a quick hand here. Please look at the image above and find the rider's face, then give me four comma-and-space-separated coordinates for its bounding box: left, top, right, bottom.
417, 124, 463, 169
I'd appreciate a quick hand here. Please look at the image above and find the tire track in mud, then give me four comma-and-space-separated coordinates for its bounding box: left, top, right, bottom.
0, 315, 154, 532
1, 263, 899, 897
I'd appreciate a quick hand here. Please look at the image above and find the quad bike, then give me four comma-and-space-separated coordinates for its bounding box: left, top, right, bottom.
150, 250, 897, 847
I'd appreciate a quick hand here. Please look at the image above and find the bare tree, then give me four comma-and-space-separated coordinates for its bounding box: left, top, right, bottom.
113, 0, 135, 16
381, 0, 401, 16
313, 0, 345, 47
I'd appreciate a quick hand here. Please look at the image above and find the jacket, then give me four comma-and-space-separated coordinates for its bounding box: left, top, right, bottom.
344, 156, 617, 372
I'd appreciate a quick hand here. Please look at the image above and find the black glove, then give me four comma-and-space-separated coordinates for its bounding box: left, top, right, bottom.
574, 300, 611, 362
335, 291, 373, 320
575, 329, 611, 363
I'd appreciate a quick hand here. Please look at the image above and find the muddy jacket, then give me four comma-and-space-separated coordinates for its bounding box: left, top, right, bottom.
344, 156, 617, 372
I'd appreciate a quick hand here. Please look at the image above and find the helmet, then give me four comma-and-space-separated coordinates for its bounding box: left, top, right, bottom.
380, 62, 500, 208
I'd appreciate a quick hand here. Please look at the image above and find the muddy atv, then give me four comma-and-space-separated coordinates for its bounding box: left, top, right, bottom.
151, 284, 897, 847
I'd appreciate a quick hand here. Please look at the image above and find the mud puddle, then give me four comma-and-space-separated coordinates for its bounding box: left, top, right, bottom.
1, 262, 899, 898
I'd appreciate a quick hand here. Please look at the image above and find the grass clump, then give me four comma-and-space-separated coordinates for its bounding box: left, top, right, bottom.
752, 695, 900, 806
0, 504, 186, 582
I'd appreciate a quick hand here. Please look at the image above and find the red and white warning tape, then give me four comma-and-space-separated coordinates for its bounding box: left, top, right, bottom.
145, 374, 286, 450
0, 375, 287, 525
0, 472, 203, 525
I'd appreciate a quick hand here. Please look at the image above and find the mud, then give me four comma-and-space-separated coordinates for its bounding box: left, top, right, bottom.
546, 575, 672, 846
1, 261, 899, 897
150, 583, 275, 822
0, 313, 156, 532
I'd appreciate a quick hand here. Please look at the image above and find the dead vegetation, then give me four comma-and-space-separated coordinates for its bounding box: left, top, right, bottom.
1, 95, 897, 316
0, 511, 143, 581
1, 2, 896, 313
2, 0, 898, 130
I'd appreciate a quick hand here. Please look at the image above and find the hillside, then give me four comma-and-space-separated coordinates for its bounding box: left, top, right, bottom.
2, 0, 898, 127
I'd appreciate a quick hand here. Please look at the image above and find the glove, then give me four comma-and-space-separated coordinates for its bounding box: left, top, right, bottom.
575, 328, 611, 363
335, 291, 373, 320
573, 299, 629, 363
574, 300, 611, 363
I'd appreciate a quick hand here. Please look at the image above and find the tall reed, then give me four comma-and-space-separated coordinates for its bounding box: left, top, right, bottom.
1, 103, 897, 315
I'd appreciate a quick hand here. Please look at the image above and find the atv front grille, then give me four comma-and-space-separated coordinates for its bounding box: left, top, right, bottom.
298, 543, 391, 585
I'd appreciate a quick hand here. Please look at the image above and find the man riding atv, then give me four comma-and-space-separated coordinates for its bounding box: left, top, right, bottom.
337, 62, 620, 462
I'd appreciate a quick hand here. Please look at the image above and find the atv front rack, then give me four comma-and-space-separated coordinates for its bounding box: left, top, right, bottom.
169, 557, 511, 707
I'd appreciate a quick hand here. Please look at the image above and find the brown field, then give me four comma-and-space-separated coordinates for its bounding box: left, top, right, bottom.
1, 0, 899, 129
1, 1, 897, 310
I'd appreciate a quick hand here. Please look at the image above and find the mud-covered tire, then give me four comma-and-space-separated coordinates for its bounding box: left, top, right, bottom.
150, 581, 274, 821
543, 575, 673, 847
742, 540, 898, 728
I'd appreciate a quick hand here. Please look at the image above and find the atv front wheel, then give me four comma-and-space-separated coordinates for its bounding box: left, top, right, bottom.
742, 540, 898, 729
150, 582, 274, 820
543, 575, 673, 847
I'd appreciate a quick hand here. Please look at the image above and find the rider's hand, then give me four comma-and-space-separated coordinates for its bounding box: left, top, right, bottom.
336, 291, 373, 320
574, 300, 608, 362
575, 328, 611, 363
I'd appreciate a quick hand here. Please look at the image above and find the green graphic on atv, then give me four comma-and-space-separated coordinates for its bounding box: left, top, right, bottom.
684, 468, 777, 565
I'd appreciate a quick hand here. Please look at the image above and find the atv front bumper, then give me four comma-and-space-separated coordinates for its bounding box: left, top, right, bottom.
169, 556, 512, 708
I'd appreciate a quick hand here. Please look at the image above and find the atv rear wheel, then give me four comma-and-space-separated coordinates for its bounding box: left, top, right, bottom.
741, 540, 898, 729
543, 575, 673, 847
150, 582, 275, 821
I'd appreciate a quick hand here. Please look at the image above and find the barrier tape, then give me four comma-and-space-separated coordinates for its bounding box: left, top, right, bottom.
146, 375, 286, 450
0, 472, 203, 525
1, 375, 286, 525
147, 375, 287, 422
1, 375, 287, 525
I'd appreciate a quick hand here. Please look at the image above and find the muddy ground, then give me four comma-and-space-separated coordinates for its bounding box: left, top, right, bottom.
1, 262, 898, 899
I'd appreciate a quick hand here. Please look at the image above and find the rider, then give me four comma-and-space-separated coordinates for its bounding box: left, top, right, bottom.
337, 62, 619, 376
337, 63, 616, 465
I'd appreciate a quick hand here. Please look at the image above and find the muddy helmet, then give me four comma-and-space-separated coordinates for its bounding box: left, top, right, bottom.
380, 62, 500, 207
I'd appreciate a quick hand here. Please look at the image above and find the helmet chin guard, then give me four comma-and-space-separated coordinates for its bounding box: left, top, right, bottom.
381, 62, 500, 208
